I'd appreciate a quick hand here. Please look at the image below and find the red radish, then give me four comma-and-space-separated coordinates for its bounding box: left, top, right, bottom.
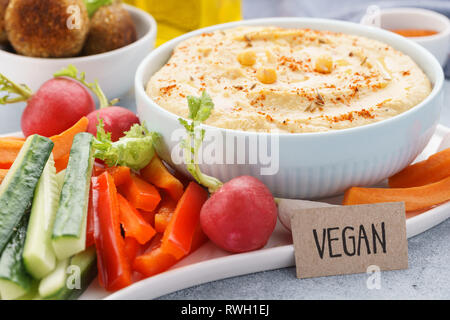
0, 74, 95, 137
87, 107, 139, 142
179, 91, 278, 253
200, 176, 277, 253
54, 65, 140, 141
22, 78, 95, 137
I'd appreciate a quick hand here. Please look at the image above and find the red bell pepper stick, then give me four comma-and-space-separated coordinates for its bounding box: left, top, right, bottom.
138, 209, 156, 227
124, 237, 141, 264
117, 193, 156, 245
154, 195, 177, 233
133, 245, 178, 278
133, 222, 208, 278
140, 155, 184, 201
161, 182, 209, 259
107, 166, 131, 186
119, 174, 161, 212
92, 172, 132, 292
93, 166, 131, 186
85, 186, 95, 248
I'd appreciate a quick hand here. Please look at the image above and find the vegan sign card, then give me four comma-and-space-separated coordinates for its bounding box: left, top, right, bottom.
291, 202, 408, 279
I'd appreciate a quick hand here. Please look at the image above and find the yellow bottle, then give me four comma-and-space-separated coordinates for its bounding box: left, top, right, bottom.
124, 0, 242, 46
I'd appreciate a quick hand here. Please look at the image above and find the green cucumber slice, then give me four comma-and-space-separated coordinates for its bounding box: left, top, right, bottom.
0, 217, 32, 300
46, 246, 97, 300
0, 135, 54, 253
52, 133, 94, 260
38, 258, 69, 299
16, 280, 40, 300
55, 169, 66, 190
65, 246, 97, 300
23, 154, 61, 279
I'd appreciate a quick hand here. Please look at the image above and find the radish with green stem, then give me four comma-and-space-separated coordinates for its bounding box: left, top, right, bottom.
54, 65, 140, 142
0, 73, 95, 137
179, 91, 277, 253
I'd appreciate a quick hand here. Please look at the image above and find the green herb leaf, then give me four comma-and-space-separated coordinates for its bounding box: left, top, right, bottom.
93, 120, 159, 171
178, 91, 223, 193
195, 91, 214, 122
84, 0, 113, 17
0, 74, 33, 104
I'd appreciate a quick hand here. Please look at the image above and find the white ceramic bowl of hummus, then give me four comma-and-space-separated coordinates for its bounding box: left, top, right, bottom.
135, 18, 444, 199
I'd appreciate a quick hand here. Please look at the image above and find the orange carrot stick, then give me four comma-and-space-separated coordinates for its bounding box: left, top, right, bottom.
3, 137, 26, 141
54, 154, 70, 173
161, 182, 209, 259
0, 169, 8, 184
0, 138, 24, 169
389, 148, 450, 188
140, 156, 184, 201
344, 176, 450, 212
50, 117, 89, 160
118, 174, 161, 212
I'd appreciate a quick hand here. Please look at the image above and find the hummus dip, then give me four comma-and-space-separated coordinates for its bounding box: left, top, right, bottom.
146, 26, 432, 133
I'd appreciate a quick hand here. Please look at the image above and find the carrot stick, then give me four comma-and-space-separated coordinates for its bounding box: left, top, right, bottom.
344, 176, 450, 212
3, 137, 25, 141
54, 154, 70, 173
140, 155, 184, 201
50, 117, 89, 160
389, 148, 450, 188
161, 182, 209, 259
117, 193, 156, 245
0, 138, 24, 169
118, 174, 161, 212
0, 169, 8, 184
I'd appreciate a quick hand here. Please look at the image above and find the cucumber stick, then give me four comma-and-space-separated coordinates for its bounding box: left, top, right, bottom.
23, 154, 61, 279
0, 217, 32, 300
52, 133, 94, 260
0, 135, 53, 253
56, 169, 66, 190
40, 246, 97, 300
38, 258, 70, 299
64, 246, 97, 300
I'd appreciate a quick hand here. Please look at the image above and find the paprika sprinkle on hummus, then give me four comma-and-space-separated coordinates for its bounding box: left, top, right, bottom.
147, 26, 432, 133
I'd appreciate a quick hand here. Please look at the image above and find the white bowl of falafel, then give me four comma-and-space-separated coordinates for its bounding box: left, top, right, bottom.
0, 0, 157, 100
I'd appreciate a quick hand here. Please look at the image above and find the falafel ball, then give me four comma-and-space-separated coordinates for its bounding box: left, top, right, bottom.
82, 3, 137, 56
0, 0, 9, 44
5, 0, 89, 57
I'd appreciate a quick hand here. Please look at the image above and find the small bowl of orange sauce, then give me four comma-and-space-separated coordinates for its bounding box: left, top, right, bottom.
360, 7, 450, 66
390, 29, 439, 38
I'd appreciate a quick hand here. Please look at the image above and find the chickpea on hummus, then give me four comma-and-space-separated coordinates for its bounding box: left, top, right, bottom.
146, 26, 432, 133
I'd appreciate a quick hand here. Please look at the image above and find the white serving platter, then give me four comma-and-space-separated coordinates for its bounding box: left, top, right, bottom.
85, 124, 450, 300
3, 125, 450, 300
